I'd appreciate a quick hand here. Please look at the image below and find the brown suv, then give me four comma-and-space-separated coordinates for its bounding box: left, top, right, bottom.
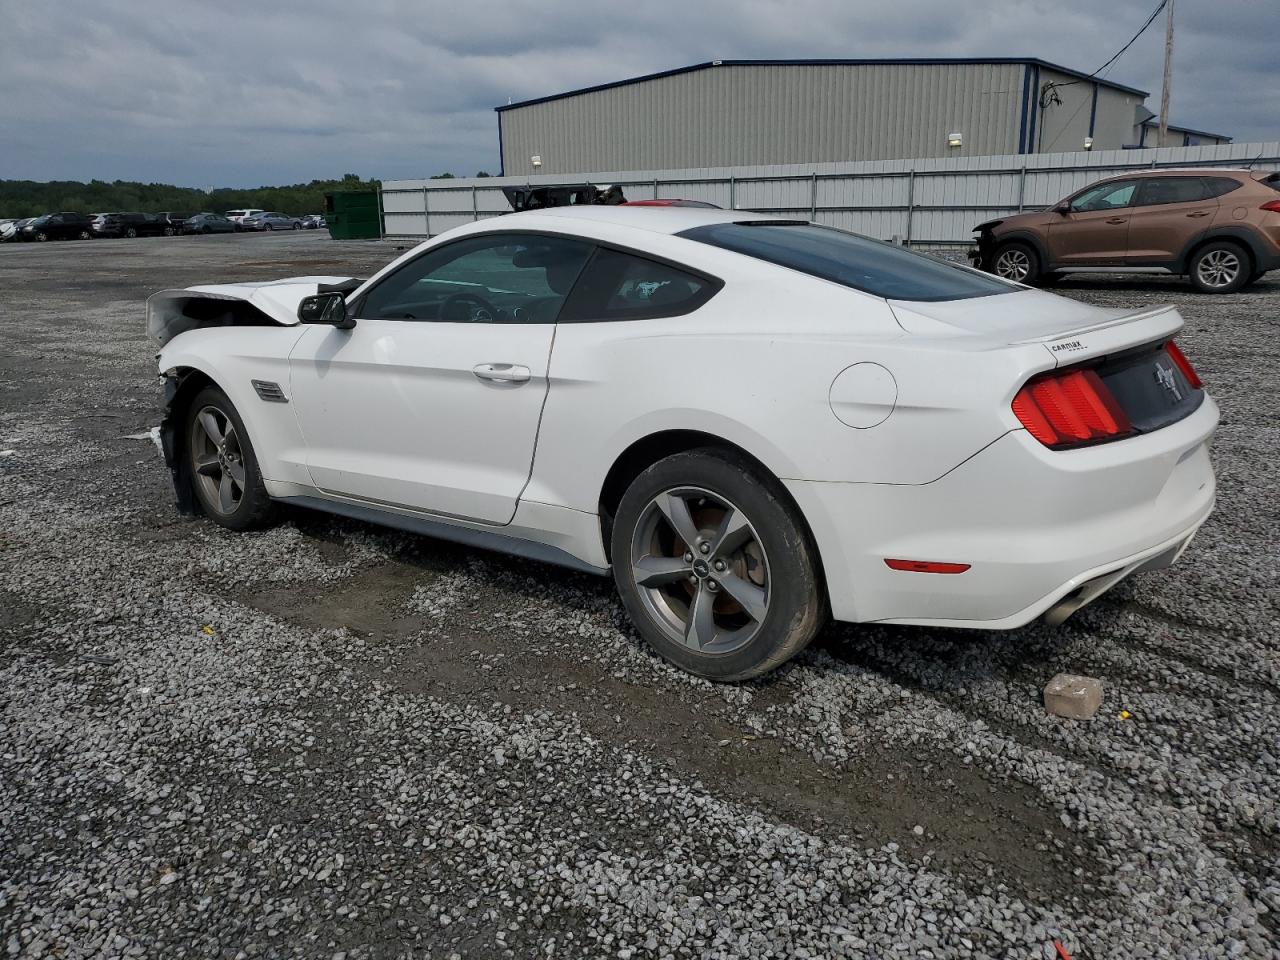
972, 168, 1280, 293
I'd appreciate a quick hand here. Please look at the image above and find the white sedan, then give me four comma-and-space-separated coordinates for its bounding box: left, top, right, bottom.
148, 206, 1217, 680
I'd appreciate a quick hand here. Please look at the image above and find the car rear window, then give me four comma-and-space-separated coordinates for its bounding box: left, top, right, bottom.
1201, 177, 1242, 199
1137, 177, 1210, 205
562, 248, 719, 321
678, 222, 1017, 301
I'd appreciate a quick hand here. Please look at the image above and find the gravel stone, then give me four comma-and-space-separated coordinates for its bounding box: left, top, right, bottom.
1, 238, 1277, 959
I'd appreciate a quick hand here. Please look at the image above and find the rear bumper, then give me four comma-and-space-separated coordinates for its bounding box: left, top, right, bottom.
786, 395, 1218, 628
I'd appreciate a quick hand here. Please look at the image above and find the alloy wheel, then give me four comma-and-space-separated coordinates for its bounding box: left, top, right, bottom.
994, 248, 1031, 282
629, 486, 770, 654
189, 405, 246, 515
1196, 249, 1241, 289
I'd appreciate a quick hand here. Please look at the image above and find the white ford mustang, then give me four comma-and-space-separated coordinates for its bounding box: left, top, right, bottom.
148, 206, 1217, 680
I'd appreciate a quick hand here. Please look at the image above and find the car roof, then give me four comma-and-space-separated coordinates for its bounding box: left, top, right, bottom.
1095, 167, 1252, 182
499, 204, 786, 236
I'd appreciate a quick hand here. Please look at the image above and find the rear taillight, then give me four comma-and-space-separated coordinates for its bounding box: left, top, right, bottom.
1012, 369, 1132, 448
1260, 199, 1280, 213
1165, 340, 1202, 389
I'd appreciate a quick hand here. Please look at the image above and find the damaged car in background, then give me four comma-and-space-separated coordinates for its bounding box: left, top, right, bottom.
971, 168, 1280, 294
147, 206, 1217, 680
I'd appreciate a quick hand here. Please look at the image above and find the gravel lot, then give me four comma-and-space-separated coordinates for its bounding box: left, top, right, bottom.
1, 233, 1277, 959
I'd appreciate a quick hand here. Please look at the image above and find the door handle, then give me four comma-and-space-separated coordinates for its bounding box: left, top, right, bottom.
472, 363, 531, 383
1186, 211, 1211, 218
1105, 217, 1128, 224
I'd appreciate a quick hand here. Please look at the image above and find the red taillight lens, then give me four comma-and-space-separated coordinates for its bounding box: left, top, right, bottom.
1259, 199, 1280, 213
1012, 369, 1132, 448
1165, 340, 1202, 389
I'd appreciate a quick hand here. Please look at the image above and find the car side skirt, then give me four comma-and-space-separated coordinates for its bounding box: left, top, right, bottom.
272, 492, 611, 577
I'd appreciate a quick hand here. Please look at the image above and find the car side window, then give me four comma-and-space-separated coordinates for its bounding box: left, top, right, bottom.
1201, 177, 1242, 199
1135, 177, 1209, 206
561, 248, 720, 322
358, 234, 594, 323
1069, 181, 1137, 212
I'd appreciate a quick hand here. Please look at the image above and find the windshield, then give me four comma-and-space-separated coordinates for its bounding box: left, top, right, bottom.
678, 222, 1018, 302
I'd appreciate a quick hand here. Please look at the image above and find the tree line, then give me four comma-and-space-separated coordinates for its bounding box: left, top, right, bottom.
0, 171, 498, 219
0, 174, 384, 219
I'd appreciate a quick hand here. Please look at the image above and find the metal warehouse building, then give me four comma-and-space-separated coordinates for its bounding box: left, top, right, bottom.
496, 59, 1229, 176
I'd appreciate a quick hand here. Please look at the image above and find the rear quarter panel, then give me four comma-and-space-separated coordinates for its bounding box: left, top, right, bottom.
526, 273, 1053, 515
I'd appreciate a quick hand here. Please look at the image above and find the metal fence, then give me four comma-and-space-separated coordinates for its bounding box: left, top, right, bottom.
381, 141, 1280, 246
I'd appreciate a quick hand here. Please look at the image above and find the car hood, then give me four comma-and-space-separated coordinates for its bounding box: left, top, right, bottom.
146, 276, 359, 345
888, 289, 1183, 364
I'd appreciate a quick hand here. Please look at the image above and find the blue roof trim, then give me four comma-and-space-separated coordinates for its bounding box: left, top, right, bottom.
1140, 119, 1231, 141
494, 58, 1150, 112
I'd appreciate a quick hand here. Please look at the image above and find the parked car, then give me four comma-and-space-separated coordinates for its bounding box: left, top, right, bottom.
241, 212, 302, 232
0, 219, 18, 242
224, 209, 264, 228
300, 215, 327, 229
4, 217, 36, 241
183, 213, 237, 235
148, 206, 1216, 681
21, 212, 94, 241
91, 212, 168, 239
972, 168, 1280, 294
157, 212, 192, 236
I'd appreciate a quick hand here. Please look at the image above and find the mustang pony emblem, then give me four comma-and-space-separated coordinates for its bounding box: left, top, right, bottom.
1154, 361, 1183, 401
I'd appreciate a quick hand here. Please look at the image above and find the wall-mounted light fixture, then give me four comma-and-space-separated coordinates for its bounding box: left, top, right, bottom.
530, 155, 542, 170
947, 132, 963, 148
1083, 137, 1094, 151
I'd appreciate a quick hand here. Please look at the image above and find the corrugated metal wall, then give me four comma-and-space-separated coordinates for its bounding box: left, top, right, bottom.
498, 63, 1027, 175
382, 141, 1280, 245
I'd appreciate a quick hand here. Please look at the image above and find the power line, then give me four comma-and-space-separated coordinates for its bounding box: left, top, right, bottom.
1091, 0, 1168, 78
1037, 0, 1171, 150
1040, 0, 1169, 102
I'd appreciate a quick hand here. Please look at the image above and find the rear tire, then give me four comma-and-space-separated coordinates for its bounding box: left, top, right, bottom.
164, 226, 176, 237
1189, 241, 1249, 294
991, 241, 1044, 285
184, 386, 277, 531
611, 448, 825, 681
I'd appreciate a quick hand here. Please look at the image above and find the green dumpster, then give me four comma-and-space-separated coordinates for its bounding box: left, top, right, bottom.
325, 190, 382, 240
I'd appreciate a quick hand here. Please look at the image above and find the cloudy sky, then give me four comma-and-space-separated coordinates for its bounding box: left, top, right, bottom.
1, 0, 1274, 187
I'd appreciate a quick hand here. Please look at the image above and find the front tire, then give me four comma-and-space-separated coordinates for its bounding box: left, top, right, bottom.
991, 241, 1043, 285
184, 386, 277, 530
611, 449, 824, 681
1189, 241, 1249, 294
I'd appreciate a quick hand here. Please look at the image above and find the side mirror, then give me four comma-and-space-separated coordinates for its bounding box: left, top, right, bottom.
1054, 202, 1072, 215
297, 292, 354, 329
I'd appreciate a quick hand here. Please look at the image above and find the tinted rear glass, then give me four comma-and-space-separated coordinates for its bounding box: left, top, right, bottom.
1201, 177, 1242, 199
1137, 177, 1208, 205
679, 222, 1017, 301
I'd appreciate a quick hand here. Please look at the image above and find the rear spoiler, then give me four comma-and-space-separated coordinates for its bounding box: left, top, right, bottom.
502, 183, 626, 212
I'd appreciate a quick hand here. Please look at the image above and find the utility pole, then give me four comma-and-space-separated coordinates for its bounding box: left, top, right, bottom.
1158, 0, 1175, 142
